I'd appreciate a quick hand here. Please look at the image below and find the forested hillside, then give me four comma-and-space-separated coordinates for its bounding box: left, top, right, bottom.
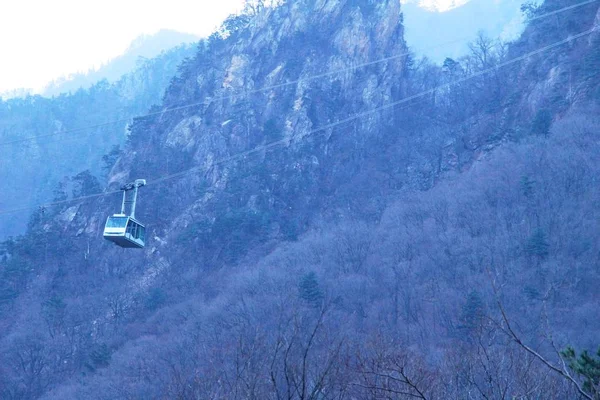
0, 42, 196, 238
0, 0, 599, 398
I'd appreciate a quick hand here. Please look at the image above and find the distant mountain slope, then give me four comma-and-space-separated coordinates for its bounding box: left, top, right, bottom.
42, 30, 199, 97
402, 0, 529, 61
1, 0, 599, 398
0, 42, 196, 238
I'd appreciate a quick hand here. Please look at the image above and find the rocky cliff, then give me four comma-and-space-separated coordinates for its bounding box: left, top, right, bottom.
1, 0, 599, 398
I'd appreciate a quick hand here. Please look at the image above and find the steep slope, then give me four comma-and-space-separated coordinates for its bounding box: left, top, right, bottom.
0, 43, 196, 238
1, 0, 599, 398
122, 0, 409, 266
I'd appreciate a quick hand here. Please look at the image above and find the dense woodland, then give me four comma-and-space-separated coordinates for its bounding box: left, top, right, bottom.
0, 0, 599, 398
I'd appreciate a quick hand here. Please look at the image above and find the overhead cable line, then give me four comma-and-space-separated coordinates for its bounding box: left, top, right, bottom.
528, 0, 597, 21
0, 25, 596, 217
0, 0, 595, 148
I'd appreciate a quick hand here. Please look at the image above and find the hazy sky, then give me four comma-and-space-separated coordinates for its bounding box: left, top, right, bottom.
0, 0, 245, 94
0, 0, 476, 95
409, 0, 470, 12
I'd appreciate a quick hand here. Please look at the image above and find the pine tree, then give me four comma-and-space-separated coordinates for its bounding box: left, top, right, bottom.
460, 290, 485, 334
520, 175, 535, 199
561, 346, 600, 399
298, 272, 323, 307
86, 343, 111, 372
531, 108, 552, 137
526, 229, 549, 258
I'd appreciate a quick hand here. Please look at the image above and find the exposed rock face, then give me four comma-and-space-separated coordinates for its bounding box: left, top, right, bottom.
100, 0, 600, 271
106, 0, 411, 267
1, 0, 600, 398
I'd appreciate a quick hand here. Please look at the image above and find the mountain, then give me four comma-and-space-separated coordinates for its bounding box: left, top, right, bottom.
0, 42, 197, 238
402, 0, 531, 62
1, 0, 599, 398
42, 30, 200, 97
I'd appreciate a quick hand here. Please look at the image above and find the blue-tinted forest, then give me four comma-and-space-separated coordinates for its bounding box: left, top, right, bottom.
0, 42, 195, 238
0, 0, 599, 398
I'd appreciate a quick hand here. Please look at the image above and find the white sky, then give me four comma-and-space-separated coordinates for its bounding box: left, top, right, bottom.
0, 0, 468, 95
406, 0, 470, 12
0, 0, 245, 94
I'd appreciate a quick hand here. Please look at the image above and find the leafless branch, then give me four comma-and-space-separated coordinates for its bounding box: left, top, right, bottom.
486, 268, 593, 400
351, 382, 427, 398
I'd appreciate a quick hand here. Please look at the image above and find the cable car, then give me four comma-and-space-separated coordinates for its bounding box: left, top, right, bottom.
103, 179, 147, 249
104, 214, 146, 248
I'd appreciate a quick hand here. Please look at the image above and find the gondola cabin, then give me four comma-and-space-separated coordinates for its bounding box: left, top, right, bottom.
103, 214, 146, 248
103, 179, 147, 249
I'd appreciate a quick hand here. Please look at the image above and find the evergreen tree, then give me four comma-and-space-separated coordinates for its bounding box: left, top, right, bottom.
442, 57, 460, 74
531, 108, 553, 137
101, 145, 122, 175
460, 290, 485, 334
520, 175, 535, 199
71, 170, 101, 198
298, 272, 323, 307
145, 288, 167, 311
561, 346, 600, 399
86, 343, 111, 372
526, 229, 549, 258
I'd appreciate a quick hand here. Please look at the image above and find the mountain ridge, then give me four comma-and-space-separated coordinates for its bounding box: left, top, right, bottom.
1, 0, 599, 398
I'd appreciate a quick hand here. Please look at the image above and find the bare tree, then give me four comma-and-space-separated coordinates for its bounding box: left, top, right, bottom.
354, 343, 435, 399
489, 271, 595, 400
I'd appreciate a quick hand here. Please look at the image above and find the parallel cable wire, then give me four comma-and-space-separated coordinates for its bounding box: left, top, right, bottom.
1, 98, 430, 217
0, 98, 432, 217
528, 0, 597, 21
0, 25, 596, 216
0, 40, 447, 148
151, 95, 433, 187
0, 0, 596, 148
